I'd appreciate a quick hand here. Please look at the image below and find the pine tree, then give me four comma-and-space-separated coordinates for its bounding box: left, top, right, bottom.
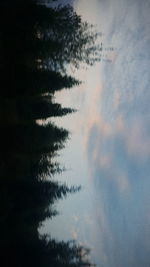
33, 4, 102, 72
18, 96, 76, 120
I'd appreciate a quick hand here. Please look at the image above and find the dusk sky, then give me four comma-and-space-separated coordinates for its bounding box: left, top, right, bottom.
40, 0, 150, 266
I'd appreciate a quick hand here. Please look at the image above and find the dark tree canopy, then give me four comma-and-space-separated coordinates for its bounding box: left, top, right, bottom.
34, 4, 102, 72
0, 0, 100, 266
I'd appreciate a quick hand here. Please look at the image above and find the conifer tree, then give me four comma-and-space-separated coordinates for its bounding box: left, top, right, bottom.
33, 4, 102, 72
18, 96, 76, 120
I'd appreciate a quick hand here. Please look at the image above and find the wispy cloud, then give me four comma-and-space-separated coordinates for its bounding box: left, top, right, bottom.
76, 0, 150, 266
51, 0, 150, 266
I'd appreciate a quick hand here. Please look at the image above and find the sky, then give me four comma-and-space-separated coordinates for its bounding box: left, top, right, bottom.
40, 0, 150, 266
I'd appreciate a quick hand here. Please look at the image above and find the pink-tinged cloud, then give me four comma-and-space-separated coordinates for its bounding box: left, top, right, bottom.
115, 115, 125, 132
83, 114, 113, 155
99, 155, 112, 169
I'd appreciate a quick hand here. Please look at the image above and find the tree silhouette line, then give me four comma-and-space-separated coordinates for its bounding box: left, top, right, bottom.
0, 0, 101, 266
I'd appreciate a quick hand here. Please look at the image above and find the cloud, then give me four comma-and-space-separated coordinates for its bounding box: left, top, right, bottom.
77, 1, 150, 265
53, 0, 150, 266
72, 214, 80, 223
115, 172, 129, 193
112, 89, 121, 110
71, 228, 78, 240
99, 155, 112, 169
125, 120, 150, 160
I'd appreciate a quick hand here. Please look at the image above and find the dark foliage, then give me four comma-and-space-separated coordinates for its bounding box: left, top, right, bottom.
0, 0, 100, 266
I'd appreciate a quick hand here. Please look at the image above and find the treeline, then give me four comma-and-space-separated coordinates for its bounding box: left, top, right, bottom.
0, 0, 100, 266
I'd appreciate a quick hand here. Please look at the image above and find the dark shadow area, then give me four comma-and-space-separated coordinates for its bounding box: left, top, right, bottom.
0, 0, 101, 265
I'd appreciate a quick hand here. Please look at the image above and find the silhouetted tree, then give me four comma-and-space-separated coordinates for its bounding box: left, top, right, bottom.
17, 68, 80, 96
33, 4, 102, 72
0, 68, 80, 98
17, 96, 76, 120
0, 1, 99, 266
0, 122, 69, 153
